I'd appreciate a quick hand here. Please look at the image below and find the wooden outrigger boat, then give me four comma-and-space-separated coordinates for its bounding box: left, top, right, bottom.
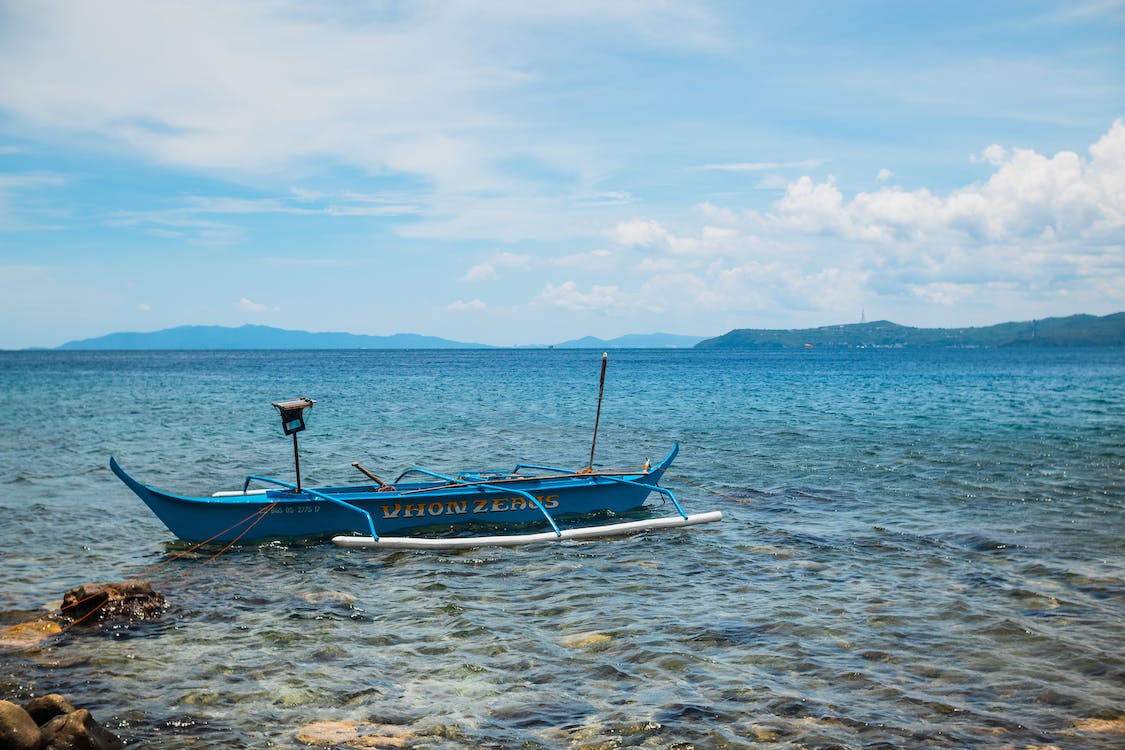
109, 442, 721, 549
109, 359, 721, 549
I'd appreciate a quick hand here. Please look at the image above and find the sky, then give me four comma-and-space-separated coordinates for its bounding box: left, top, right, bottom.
1, 0, 1123, 348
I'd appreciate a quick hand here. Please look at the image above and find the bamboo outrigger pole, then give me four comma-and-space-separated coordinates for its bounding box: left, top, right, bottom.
587, 352, 608, 472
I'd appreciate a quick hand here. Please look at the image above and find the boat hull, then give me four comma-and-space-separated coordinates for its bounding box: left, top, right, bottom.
109, 446, 680, 543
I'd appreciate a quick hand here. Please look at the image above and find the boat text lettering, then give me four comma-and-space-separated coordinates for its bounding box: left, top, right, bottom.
269, 504, 322, 515
379, 495, 560, 520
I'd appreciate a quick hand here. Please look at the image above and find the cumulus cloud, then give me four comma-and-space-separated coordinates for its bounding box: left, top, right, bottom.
769, 120, 1125, 246
610, 218, 747, 256
603, 121, 1125, 321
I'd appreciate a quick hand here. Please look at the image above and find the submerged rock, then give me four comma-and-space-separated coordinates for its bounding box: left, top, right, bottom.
40, 708, 124, 750
558, 631, 612, 650
1, 581, 166, 649
0, 700, 42, 750
0, 696, 122, 750
58, 582, 166, 625
24, 695, 75, 726
0, 619, 62, 650
1073, 716, 1125, 734
296, 719, 413, 748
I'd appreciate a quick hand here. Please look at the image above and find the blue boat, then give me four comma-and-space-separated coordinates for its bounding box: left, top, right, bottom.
111, 370, 721, 549
109, 443, 721, 549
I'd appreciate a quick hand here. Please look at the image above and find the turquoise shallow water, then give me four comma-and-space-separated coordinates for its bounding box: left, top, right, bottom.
1, 348, 1123, 748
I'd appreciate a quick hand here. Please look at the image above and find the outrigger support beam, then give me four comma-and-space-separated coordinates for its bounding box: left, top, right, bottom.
241, 474, 380, 539
598, 477, 689, 519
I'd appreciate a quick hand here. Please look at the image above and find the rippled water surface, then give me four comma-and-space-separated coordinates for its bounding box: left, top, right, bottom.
1, 348, 1123, 748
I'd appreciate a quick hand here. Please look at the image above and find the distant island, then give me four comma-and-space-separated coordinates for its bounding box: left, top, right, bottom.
556, 333, 705, 348
46, 312, 1124, 350
695, 312, 1125, 349
54, 325, 706, 350
56, 325, 491, 350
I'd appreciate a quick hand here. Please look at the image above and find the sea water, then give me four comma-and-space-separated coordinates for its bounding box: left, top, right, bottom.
0, 348, 1122, 748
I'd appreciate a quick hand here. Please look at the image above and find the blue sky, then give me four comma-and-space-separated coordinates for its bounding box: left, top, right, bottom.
1, 0, 1123, 348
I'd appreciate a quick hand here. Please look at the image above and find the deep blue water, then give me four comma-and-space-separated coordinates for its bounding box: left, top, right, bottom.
1, 348, 1123, 748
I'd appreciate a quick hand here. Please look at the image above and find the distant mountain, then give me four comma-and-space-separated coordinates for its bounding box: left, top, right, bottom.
56, 324, 491, 350
696, 312, 1125, 349
555, 333, 705, 348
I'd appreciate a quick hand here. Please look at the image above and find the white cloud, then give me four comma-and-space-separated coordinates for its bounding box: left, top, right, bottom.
446, 298, 486, 311
760, 120, 1125, 247
236, 297, 279, 313
0, 173, 66, 190
696, 202, 739, 226
697, 159, 825, 172
265, 257, 352, 267
973, 144, 1010, 166
137, 303, 151, 312
549, 248, 614, 268
610, 217, 752, 257
637, 256, 681, 273
773, 176, 851, 235
538, 281, 622, 311
637, 263, 870, 317
600, 121, 1125, 321
876, 168, 893, 182
461, 251, 530, 282
611, 219, 672, 248
0, 0, 718, 192
462, 263, 497, 282
574, 191, 633, 207
907, 281, 982, 305
107, 212, 244, 245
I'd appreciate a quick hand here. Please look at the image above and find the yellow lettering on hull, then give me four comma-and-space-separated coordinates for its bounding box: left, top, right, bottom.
377, 494, 567, 521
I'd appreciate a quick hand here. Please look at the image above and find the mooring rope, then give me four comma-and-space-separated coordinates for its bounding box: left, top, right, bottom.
0, 501, 280, 651
139, 500, 280, 584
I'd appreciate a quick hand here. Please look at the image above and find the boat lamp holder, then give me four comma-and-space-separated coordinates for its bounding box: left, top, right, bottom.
272, 398, 315, 491
273, 397, 315, 435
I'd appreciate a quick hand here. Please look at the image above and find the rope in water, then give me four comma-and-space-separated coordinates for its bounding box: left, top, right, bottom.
137, 500, 280, 585
0, 500, 280, 650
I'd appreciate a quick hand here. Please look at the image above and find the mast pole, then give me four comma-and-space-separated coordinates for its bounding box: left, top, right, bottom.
587, 352, 608, 472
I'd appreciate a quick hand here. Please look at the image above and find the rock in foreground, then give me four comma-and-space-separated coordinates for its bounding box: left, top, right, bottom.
0, 696, 122, 750
59, 582, 166, 624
